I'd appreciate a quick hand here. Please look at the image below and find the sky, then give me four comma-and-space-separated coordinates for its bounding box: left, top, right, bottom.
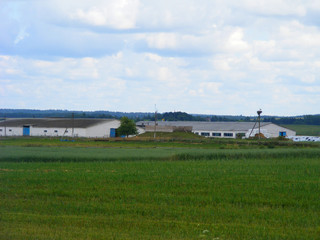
1, 0, 320, 116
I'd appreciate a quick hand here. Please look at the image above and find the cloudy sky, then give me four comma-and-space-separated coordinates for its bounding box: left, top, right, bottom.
1, 0, 320, 116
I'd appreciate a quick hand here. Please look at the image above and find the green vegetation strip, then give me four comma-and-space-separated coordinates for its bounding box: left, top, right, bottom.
282, 124, 320, 136
1, 146, 320, 162
1, 156, 320, 239
2, 136, 320, 149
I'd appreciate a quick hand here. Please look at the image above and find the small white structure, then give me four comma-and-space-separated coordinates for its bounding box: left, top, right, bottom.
287, 136, 320, 142
136, 121, 296, 139
0, 118, 120, 138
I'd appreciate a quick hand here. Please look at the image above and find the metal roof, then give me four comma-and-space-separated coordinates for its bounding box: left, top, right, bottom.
136, 121, 272, 131
0, 118, 117, 128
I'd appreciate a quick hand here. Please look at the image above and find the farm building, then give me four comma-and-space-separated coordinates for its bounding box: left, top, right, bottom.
0, 118, 120, 138
136, 121, 296, 138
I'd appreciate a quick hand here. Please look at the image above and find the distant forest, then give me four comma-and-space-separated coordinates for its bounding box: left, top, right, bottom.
1, 109, 320, 125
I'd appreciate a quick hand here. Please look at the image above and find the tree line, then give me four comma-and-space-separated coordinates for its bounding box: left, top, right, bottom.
1, 109, 319, 125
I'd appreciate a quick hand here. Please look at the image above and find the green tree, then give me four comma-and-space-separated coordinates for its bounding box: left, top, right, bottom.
117, 117, 138, 137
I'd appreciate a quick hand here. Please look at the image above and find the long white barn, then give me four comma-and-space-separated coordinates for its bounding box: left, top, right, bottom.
0, 118, 120, 138
137, 121, 296, 138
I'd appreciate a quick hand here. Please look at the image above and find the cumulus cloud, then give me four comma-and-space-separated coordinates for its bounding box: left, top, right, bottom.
1, 0, 320, 115
224, 28, 250, 52
69, 0, 140, 29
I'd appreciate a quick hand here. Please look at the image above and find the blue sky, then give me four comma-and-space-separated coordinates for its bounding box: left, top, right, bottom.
1, 0, 320, 116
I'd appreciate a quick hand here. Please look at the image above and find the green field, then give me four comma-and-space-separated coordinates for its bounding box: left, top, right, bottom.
1, 135, 319, 149
1, 138, 320, 239
282, 124, 320, 136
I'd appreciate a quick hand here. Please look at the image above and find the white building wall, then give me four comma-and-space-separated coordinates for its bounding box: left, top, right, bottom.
192, 130, 246, 138
31, 127, 63, 137
246, 124, 296, 138
0, 127, 22, 136
72, 128, 87, 137
194, 124, 296, 139
0, 120, 121, 138
30, 127, 86, 137
86, 120, 120, 138
260, 124, 296, 138
137, 127, 145, 135
245, 128, 270, 138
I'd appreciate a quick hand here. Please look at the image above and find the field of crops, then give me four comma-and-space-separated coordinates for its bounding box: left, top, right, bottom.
1, 139, 320, 239
282, 124, 320, 136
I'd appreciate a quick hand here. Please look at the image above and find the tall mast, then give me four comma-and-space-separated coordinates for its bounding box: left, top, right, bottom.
72, 113, 74, 137
154, 105, 157, 139
257, 109, 262, 139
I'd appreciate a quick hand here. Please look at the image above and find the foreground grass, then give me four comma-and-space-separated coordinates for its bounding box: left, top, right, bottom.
1, 148, 320, 239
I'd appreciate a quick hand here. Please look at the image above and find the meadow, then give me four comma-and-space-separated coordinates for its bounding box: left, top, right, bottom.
282, 124, 320, 136
1, 137, 320, 239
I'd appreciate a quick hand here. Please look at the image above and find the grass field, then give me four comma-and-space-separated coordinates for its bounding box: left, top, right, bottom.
282, 124, 320, 136
1, 136, 319, 149
1, 138, 320, 239
1, 146, 320, 162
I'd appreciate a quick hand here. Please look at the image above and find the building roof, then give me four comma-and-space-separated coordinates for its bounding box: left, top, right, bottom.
0, 118, 117, 128
137, 121, 272, 131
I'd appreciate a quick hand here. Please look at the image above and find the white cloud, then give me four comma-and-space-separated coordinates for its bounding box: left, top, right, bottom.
303, 86, 320, 93
152, 66, 190, 90
72, 8, 107, 26
145, 33, 178, 49
199, 82, 221, 95
137, 0, 211, 30
224, 28, 250, 52
1, 1, 320, 115
141, 30, 222, 54
213, 59, 231, 71
144, 53, 163, 62
301, 75, 316, 83
236, 0, 306, 17
70, 0, 140, 29
14, 27, 29, 45
277, 21, 320, 53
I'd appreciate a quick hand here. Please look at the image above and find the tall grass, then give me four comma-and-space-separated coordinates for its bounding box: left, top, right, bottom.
173, 148, 320, 161
1, 142, 320, 239
1, 146, 320, 162
1, 156, 320, 239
